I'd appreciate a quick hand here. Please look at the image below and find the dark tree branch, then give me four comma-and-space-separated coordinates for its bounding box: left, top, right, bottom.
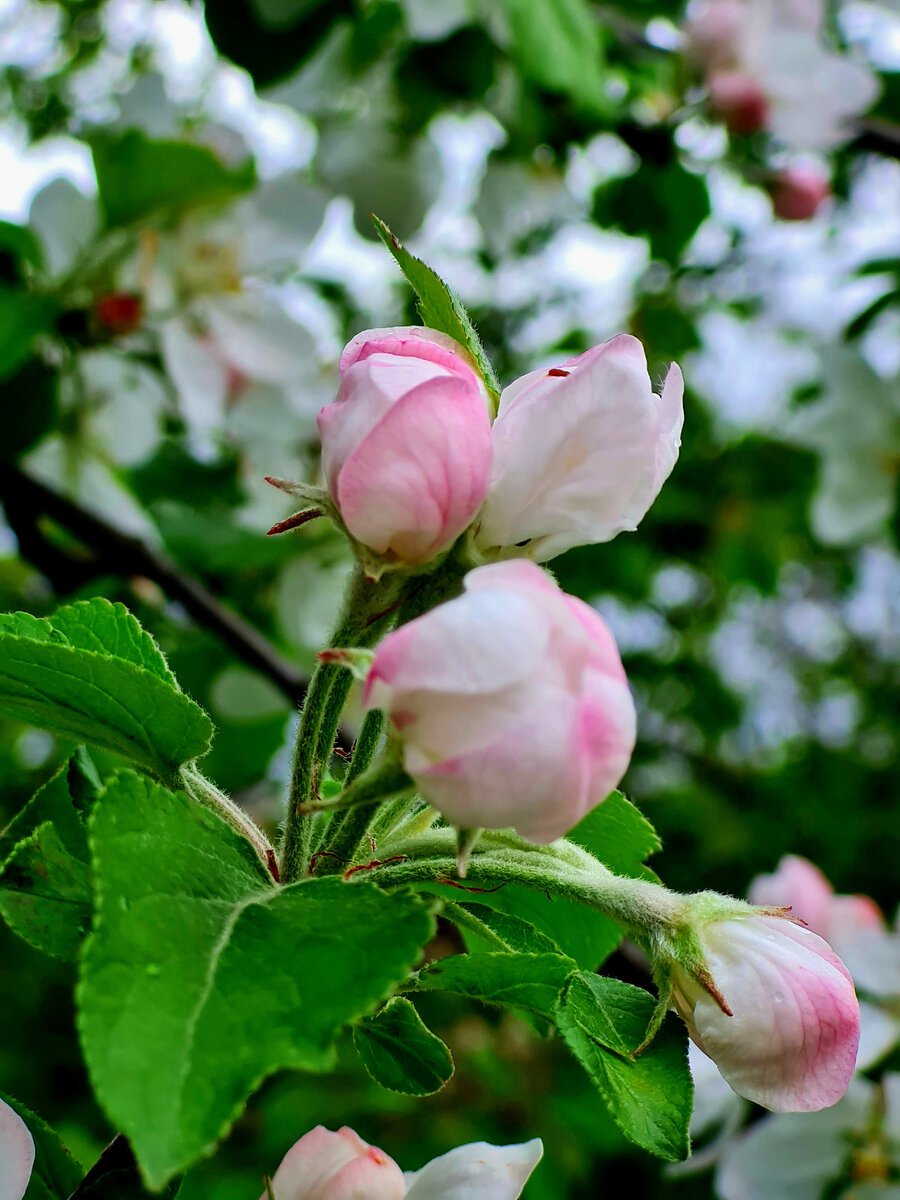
0, 460, 313, 711
851, 118, 900, 161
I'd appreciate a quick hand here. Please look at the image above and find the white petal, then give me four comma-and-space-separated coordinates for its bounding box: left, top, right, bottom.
202, 292, 316, 385
0, 1098, 35, 1200
404, 1140, 543, 1200
159, 318, 228, 453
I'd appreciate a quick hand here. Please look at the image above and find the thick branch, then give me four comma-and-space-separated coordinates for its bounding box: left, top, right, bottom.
0, 461, 315, 712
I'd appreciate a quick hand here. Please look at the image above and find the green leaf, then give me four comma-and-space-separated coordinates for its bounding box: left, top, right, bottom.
79, 772, 437, 1189
0, 220, 43, 272
555, 973, 692, 1162
568, 792, 661, 880
0, 357, 58, 462
373, 216, 500, 398
354, 997, 454, 1096
1, 759, 91, 860
49, 599, 178, 687
444, 901, 562, 955
593, 158, 710, 265
413, 952, 575, 1018
0, 286, 60, 381
0, 604, 213, 778
92, 132, 255, 228
0, 1089, 83, 1200
497, 0, 611, 117
0, 821, 91, 961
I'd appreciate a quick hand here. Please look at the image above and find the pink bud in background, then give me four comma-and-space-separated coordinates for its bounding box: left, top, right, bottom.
671, 914, 860, 1112
768, 164, 830, 220
0, 1098, 34, 1200
262, 1126, 405, 1200
708, 71, 769, 134
684, 0, 747, 68
363, 560, 636, 843
476, 335, 683, 563
318, 327, 493, 566
748, 854, 886, 942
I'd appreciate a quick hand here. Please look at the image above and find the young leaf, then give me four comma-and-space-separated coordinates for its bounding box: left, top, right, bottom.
0, 1089, 83, 1200
555, 973, 692, 1162
92, 131, 255, 228
413, 952, 575, 1018
372, 216, 500, 398
354, 997, 454, 1096
0, 605, 213, 778
78, 772, 437, 1189
49, 599, 178, 687
568, 792, 661, 881
2, 757, 92, 861
0, 821, 91, 961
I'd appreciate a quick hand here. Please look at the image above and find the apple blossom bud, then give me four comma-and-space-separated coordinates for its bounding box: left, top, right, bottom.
93, 291, 144, 336
670, 913, 859, 1112
748, 854, 886, 942
768, 165, 830, 220
708, 71, 769, 134
317, 327, 493, 566
363, 560, 636, 844
264, 1127, 543, 1199
0, 1098, 34, 1200
475, 335, 683, 563
262, 1125, 405, 1200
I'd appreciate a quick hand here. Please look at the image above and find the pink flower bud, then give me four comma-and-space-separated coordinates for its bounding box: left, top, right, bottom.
262, 1126, 405, 1200
317, 327, 493, 566
0, 1098, 34, 1200
768, 164, 830, 220
671, 915, 860, 1112
363, 560, 636, 843
708, 71, 770, 134
476, 336, 683, 562
685, 0, 747, 69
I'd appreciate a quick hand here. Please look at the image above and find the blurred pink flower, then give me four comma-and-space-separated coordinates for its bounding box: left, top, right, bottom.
364, 559, 636, 843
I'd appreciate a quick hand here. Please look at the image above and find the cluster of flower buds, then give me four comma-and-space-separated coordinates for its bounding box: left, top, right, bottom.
261, 1126, 543, 1199
316, 326, 683, 570
684, 0, 877, 221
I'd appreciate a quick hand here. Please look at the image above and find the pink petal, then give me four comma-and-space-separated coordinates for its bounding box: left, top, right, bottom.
748, 855, 836, 938
336, 375, 492, 564
339, 326, 481, 382
265, 1127, 405, 1200
0, 1099, 35, 1200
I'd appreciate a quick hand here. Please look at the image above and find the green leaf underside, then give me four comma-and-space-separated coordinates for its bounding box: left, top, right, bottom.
0, 601, 212, 777
79, 773, 437, 1189
0, 821, 92, 960
555, 973, 692, 1162
2, 758, 91, 862
372, 216, 500, 396
445, 901, 562, 956
354, 996, 454, 1095
414, 952, 576, 1018
0, 1089, 83, 1200
92, 131, 255, 228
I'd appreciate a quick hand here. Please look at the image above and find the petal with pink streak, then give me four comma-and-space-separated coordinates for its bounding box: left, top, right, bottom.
748, 855, 836, 938
265, 1127, 405, 1200
403, 1138, 543, 1199
0, 1098, 35, 1200
336, 375, 492, 564
462, 559, 560, 599
686, 917, 859, 1112
339, 326, 480, 380
575, 665, 637, 808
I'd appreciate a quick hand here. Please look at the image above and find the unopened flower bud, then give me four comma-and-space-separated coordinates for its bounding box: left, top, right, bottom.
317, 327, 493, 567
768, 164, 830, 220
0, 1098, 34, 1200
669, 910, 859, 1112
363, 560, 636, 844
475, 335, 683, 563
93, 291, 144, 336
708, 71, 770, 134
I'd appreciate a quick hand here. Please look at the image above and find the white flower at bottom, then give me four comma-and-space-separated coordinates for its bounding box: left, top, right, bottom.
263, 1127, 543, 1200
671, 914, 860, 1112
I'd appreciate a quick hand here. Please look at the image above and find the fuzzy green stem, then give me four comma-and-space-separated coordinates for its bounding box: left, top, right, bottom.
317, 708, 387, 870
357, 829, 688, 945
180, 765, 277, 878
279, 566, 405, 883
